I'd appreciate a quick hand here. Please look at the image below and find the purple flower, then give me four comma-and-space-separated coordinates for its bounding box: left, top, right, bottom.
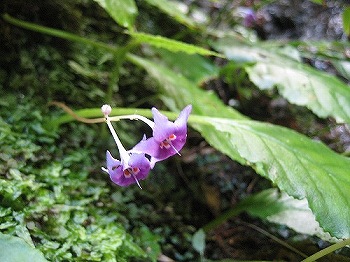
131, 105, 192, 166
242, 8, 257, 28
104, 150, 151, 188
101, 104, 151, 188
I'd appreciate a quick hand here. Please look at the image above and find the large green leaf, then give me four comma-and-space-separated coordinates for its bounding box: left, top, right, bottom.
144, 0, 197, 28
213, 37, 350, 123
129, 32, 223, 57
0, 233, 48, 262
128, 55, 350, 239
94, 0, 137, 29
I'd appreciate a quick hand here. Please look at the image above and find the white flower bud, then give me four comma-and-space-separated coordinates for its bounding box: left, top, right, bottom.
101, 104, 112, 116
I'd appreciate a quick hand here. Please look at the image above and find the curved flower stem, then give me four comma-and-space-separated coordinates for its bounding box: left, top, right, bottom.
108, 115, 154, 128
104, 116, 128, 158
301, 238, 350, 262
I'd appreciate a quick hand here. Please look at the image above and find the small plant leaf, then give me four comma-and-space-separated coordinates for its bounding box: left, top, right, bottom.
129, 32, 223, 57
129, 55, 350, 239
94, 0, 138, 29
192, 229, 206, 256
0, 233, 48, 262
342, 7, 350, 36
144, 0, 196, 28
213, 38, 350, 123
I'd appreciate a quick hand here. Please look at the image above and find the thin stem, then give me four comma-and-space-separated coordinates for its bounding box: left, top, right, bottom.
49, 102, 105, 123
109, 115, 154, 128
3, 14, 118, 53
301, 238, 350, 262
243, 222, 308, 259
105, 116, 127, 157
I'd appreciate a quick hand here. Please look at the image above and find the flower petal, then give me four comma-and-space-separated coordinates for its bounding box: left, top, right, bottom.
152, 107, 174, 142
127, 153, 151, 180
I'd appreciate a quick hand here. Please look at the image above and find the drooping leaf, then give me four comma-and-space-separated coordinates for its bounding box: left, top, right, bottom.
238, 189, 339, 242
144, 0, 197, 28
94, 0, 137, 29
129, 32, 223, 57
0, 233, 48, 262
128, 55, 350, 239
213, 37, 350, 123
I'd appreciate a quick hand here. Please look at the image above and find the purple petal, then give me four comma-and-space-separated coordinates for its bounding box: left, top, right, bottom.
132, 105, 192, 163
127, 153, 151, 180
105, 151, 151, 187
131, 137, 160, 158
152, 107, 175, 142
174, 105, 192, 134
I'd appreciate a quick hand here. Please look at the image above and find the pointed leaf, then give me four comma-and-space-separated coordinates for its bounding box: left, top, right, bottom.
129, 32, 223, 57
94, 0, 137, 29
213, 38, 350, 123
129, 55, 350, 239
0, 233, 48, 262
191, 116, 350, 239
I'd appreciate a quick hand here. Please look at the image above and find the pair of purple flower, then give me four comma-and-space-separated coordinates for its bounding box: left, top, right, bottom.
101, 105, 192, 189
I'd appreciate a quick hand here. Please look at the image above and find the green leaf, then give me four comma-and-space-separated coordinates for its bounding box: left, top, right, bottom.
0, 233, 48, 262
213, 37, 350, 123
239, 189, 339, 242
192, 117, 350, 239
332, 59, 350, 81
156, 49, 220, 84
128, 55, 350, 239
192, 229, 206, 256
343, 7, 350, 36
144, 0, 197, 28
129, 32, 223, 57
94, 0, 138, 29
127, 54, 244, 119
310, 0, 324, 4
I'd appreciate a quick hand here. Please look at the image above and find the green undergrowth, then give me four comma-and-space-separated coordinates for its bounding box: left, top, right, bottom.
0, 96, 161, 261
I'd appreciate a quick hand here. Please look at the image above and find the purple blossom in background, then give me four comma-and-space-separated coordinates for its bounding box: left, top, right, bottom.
242, 8, 257, 28
104, 150, 151, 188
132, 105, 192, 166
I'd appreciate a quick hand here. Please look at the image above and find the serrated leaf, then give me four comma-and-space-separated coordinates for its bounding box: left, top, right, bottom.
213, 38, 350, 123
129, 32, 223, 57
94, 0, 137, 29
129, 55, 350, 239
0, 233, 48, 262
193, 117, 350, 239
144, 0, 197, 28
